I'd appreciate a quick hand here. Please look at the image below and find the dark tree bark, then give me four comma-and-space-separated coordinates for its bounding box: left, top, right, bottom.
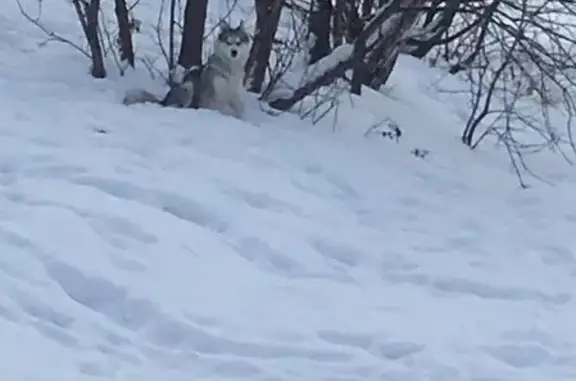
245, 0, 284, 94
333, 0, 361, 46
349, 39, 367, 95
351, 0, 424, 94
178, 0, 209, 69
114, 0, 135, 67
361, 0, 375, 17
345, 0, 362, 41
168, 0, 177, 84
364, 0, 424, 88
333, 0, 346, 47
72, 0, 106, 78
366, 47, 399, 89
308, 0, 333, 64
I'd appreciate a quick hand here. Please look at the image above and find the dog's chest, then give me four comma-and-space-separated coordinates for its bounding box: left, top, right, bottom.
215, 71, 244, 97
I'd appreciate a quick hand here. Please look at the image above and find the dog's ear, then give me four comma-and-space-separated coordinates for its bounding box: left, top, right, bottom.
237, 20, 245, 31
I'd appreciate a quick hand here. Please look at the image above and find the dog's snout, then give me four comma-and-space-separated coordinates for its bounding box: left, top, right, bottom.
231, 49, 238, 58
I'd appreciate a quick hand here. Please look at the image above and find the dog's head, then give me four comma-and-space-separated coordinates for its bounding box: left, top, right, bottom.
214, 20, 251, 64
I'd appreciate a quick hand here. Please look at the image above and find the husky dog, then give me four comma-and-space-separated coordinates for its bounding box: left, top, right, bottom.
122, 21, 251, 119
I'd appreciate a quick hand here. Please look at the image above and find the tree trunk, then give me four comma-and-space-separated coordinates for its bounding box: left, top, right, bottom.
405, 0, 461, 59
73, 0, 106, 78
352, 0, 425, 93
168, 0, 177, 83
367, 47, 399, 89
350, 39, 367, 95
178, 0, 209, 69
114, 0, 135, 67
245, 0, 284, 94
308, 0, 333, 64
332, 0, 345, 47
361, 0, 374, 17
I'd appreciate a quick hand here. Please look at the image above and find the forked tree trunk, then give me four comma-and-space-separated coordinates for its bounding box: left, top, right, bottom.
245, 0, 284, 94
72, 0, 106, 78
178, 0, 209, 69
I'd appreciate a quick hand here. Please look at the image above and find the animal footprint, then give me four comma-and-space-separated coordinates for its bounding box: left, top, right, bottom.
312, 239, 361, 267
484, 344, 552, 368
377, 341, 424, 360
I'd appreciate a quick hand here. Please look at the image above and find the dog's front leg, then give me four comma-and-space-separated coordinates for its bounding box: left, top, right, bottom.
229, 95, 246, 120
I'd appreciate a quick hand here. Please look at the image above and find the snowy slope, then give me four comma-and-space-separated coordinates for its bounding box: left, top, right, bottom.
1, 1, 576, 381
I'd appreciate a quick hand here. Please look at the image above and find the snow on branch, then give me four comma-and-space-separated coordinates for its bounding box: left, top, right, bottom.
266, 44, 353, 109
267, 0, 413, 111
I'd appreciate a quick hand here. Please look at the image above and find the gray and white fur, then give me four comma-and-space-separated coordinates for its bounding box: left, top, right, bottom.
122, 20, 251, 119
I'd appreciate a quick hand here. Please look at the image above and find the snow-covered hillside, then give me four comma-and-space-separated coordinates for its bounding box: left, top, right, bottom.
1, 1, 575, 381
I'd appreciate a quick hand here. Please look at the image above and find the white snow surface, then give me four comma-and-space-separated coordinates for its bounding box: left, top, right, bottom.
2, 1, 576, 381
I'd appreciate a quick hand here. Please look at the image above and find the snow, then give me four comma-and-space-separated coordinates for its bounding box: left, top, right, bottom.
2, 1, 576, 381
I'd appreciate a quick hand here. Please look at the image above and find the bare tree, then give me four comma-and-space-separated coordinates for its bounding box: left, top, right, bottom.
332, 0, 346, 46
268, 0, 421, 110
17, 0, 139, 79
178, 0, 209, 69
151, 0, 182, 84
332, 0, 363, 47
245, 0, 285, 93
72, 0, 106, 78
167, 0, 178, 80
400, 0, 576, 185
16, 0, 91, 60
351, 0, 425, 94
114, 0, 135, 68
308, 0, 333, 64
402, 0, 463, 59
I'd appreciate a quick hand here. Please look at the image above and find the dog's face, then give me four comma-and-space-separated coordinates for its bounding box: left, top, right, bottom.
214, 21, 251, 64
